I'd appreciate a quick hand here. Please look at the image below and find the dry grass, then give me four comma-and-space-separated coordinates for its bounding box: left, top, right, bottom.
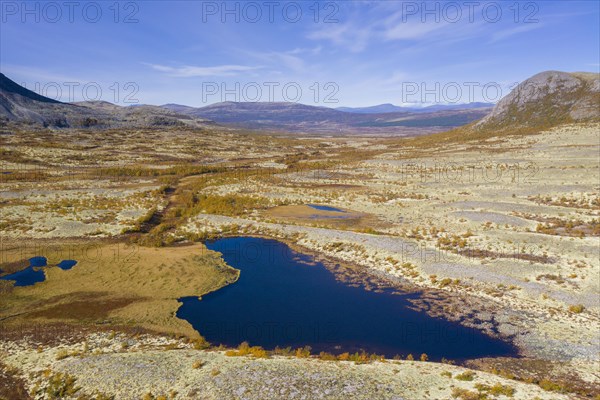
0, 362, 32, 400
0, 243, 239, 338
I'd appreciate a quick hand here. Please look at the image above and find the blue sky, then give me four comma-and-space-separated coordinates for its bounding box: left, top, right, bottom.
1, 1, 599, 106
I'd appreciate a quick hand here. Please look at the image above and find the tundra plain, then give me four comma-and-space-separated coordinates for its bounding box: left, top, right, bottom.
0, 122, 598, 399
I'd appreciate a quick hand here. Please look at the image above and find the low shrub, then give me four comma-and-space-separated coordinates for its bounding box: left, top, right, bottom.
273, 346, 293, 356
318, 351, 338, 361
569, 304, 585, 313
191, 337, 210, 350
451, 387, 483, 400
294, 346, 312, 358
455, 371, 476, 381
538, 378, 566, 392
225, 341, 269, 358
55, 349, 70, 360
475, 383, 515, 397
44, 372, 80, 399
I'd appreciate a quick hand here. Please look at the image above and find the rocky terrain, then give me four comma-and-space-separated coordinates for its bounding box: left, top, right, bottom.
0, 331, 576, 400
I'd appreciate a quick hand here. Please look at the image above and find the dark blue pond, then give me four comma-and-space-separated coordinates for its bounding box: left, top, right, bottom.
0, 257, 47, 287
177, 237, 518, 361
29, 256, 47, 267
57, 260, 78, 270
308, 204, 345, 212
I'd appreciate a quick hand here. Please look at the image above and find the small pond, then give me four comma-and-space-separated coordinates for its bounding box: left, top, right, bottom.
57, 260, 78, 270
177, 237, 518, 361
0, 257, 47, 287
1, 257, 79, 286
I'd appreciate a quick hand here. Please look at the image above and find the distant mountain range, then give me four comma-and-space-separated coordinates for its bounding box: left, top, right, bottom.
0, 71, 491, 134
336, 102, 494, 114
2, 70, 598, 134
160, 101, 492, 134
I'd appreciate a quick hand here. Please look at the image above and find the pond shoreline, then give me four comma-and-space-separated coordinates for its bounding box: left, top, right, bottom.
202, 233, 522, 346
178, 235, 520, 362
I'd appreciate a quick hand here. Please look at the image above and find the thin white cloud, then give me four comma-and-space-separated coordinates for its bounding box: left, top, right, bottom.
381, 9, 452, 41
274, 53, 306, 73
236, 47, 325, 75
307, 23, 372, 53
288, 46, 322, 56
383, 21, 448, 40
307, 8, 476, 52
383, 71, 410, 85
306, 2, 558, 52
146, 63, 260, 77
489, 24, 544, 43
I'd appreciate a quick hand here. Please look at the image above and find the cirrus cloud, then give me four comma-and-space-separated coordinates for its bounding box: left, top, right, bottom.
146, 63, 261, 77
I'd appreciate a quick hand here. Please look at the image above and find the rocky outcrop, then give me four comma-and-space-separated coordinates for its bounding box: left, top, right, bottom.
0, 73, 212, 129
475, 71, 600, 131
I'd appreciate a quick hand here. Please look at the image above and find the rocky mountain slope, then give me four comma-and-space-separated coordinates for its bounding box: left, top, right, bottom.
75, 100, 213, 129
475, 71, 600, 131
0, 73, 95, 128
0, 73, 212, 129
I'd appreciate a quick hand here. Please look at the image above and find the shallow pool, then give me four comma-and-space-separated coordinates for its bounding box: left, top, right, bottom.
177, 237, 518, 361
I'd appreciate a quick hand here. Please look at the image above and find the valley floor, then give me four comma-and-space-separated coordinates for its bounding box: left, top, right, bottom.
0, 123, 598, 399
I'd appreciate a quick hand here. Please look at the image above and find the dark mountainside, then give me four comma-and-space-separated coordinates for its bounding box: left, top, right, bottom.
0, 73, 62, 104
0, 73, 212, 129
